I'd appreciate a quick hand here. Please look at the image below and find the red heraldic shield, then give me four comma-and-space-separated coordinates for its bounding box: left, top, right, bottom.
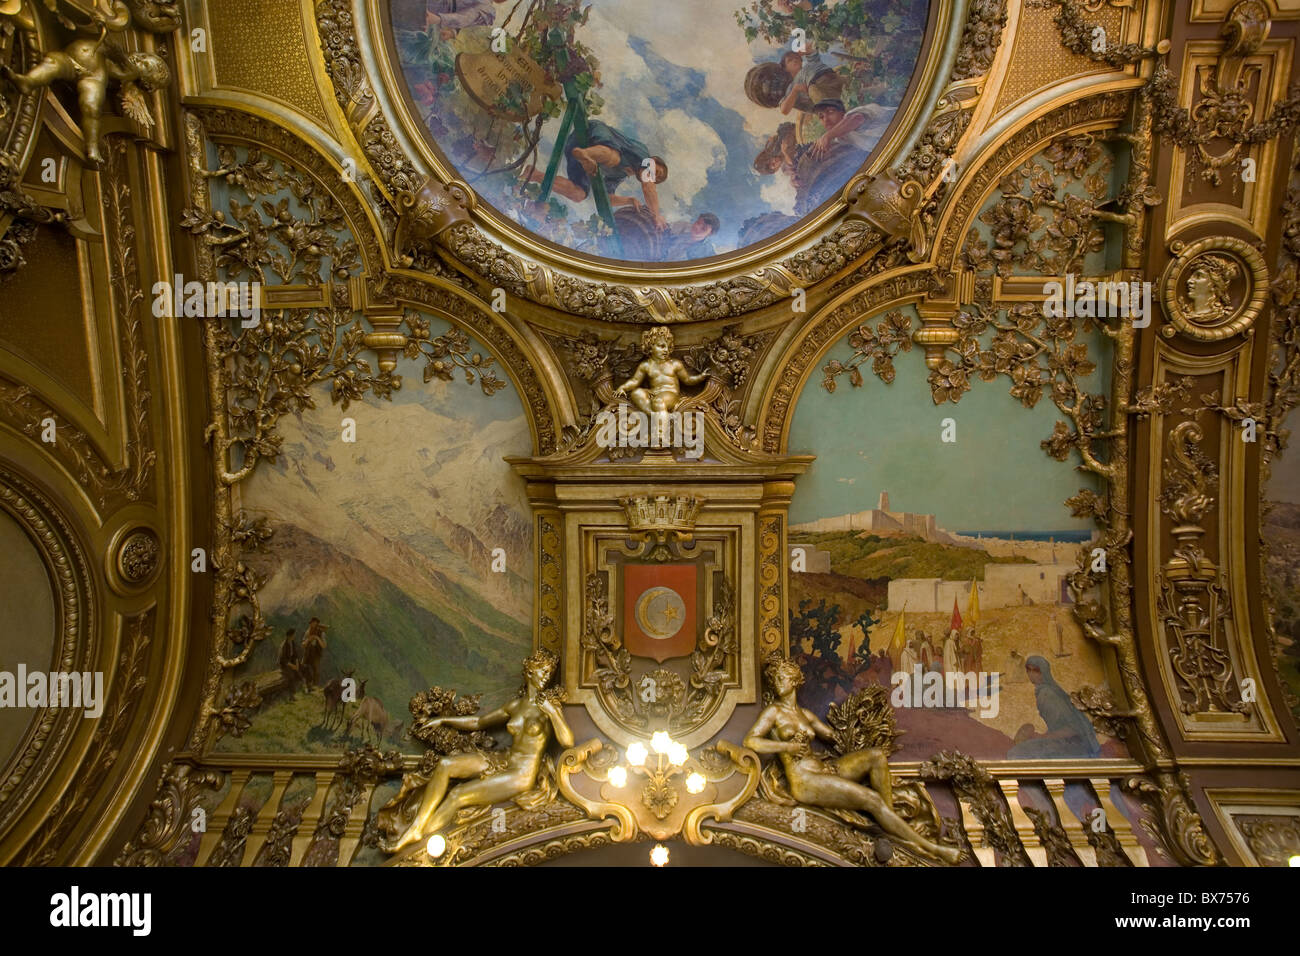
622, 563, 697, 663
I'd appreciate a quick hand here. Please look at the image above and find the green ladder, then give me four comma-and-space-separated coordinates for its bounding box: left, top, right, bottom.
536, 81, 621, 256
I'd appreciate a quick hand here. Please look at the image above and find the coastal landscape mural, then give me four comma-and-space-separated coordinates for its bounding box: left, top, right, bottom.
388, 0, 929, 262
787, 318, 1126, 762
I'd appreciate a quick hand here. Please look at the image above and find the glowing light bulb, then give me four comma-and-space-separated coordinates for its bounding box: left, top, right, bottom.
426, 834, 446, 858
608, 765, 628, 788
1291, 854, 1300, 867
650, 844, 669, 867
626, 742, 648, 766
651, 731, 672, 754
685, 772, 705, 794
667, 742, 689, 766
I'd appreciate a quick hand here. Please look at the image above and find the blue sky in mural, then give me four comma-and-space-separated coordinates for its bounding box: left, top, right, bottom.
788, 323, 1110, 533
390, 0, 928, 262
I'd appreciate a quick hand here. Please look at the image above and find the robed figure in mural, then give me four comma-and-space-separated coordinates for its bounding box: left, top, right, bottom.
379, 649, 573, 853
1007, 656, 1101, 759
744, 654, 962, 863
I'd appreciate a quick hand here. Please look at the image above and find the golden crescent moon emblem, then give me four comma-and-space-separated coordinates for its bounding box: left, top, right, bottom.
634, 586, 686, 640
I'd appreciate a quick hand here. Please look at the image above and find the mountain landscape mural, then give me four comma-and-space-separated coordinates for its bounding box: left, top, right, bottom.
216, 356, 534, 754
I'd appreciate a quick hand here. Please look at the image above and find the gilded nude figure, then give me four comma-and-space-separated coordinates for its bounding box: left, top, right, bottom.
744, 654, 962, 864
381, 649, 573, 853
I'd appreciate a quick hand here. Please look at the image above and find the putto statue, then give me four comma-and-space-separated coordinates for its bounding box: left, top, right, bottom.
378, 648, 573, 854
0, 1, 170, 167
614, 325, 708, 415
744, 653, 962, 864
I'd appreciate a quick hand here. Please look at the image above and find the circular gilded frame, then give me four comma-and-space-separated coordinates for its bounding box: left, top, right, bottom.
1160, 236, 1269, 342
358, 0, 964, 286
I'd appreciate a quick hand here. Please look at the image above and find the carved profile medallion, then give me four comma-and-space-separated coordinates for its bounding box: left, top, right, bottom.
1159, 236, 1268, 340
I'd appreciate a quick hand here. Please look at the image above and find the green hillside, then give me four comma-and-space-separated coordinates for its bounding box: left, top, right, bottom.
791, 530, 1030, 582
216, 532, 529, 755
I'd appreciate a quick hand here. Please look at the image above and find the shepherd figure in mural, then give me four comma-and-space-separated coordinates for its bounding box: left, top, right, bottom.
744, 654, 962, 864
278, 628, 302, 694
300, 618, 328, 688
379, 649, 573, 853
1007, 656, 1101, 759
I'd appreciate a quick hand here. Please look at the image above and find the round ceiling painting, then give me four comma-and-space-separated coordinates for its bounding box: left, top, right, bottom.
388, 0, 931, 264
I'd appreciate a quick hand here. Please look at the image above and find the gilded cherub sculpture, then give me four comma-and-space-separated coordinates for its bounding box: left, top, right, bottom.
744, 653, 962, 864
378, 648, 573, 854
1, 1, 170, 167
614, 325, 708, 415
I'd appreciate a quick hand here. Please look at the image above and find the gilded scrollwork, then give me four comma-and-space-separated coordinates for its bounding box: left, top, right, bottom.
1123, 772, 1220, 867
1156, 420, 1251, 718
114, 763, 225, 867
919, 751, 1032, 867
1145, 2, 1300, 189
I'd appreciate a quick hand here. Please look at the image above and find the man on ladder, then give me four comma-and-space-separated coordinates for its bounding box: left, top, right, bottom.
528, 92, 669, 240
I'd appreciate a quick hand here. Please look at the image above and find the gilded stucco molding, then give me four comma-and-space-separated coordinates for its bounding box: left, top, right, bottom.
113, 762, 225, 866
17, 611, 154, 865
0, 467, 98, 846
0, 139, 155, 512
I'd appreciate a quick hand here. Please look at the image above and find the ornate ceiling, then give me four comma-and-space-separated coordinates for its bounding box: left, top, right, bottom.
0, 0, 1298, 870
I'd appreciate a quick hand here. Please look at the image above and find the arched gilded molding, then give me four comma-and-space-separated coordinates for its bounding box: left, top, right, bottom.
755, 87, 1146, 456
930, 87, 1141, 276
755, 263, 935, 454
186, 107, 564, 457
0, 464, 98, 854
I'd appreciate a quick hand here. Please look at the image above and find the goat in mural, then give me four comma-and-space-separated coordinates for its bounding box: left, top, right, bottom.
346, 692, 393, 746
319, 668, 354, 731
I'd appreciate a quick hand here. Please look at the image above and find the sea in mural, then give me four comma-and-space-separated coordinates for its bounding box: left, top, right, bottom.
215, 326, 534, 755
1264, 406, 1300, 727
388, 0, 928, 262
786, 319, 1127, 762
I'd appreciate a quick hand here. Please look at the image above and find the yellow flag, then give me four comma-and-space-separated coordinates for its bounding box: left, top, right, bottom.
888, 605, 907, 668
967, 578, 980, 626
